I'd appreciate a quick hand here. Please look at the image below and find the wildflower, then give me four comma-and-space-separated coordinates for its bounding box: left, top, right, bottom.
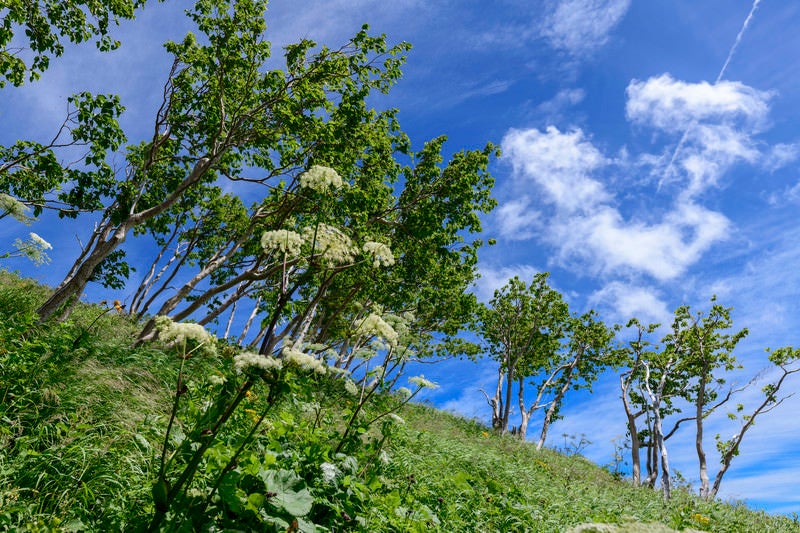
0, 193, 33, 224
355, 313, 399, 346
283, 347, 327, 374
408, 375, 438, 390
29, 232, 52, 250
396, 387, 412, 398
362, 241, 395, 268
208, 374, 226, 386
299, 165, 344, 192
320, 462, 340, 484
261, 229, 304, 257
303, 224, 357, 266
233, 351, 283, 373
11, 232, 52, 266
386, 413, 405, 425
154, 316, 217, 354
344, 378, 359, 396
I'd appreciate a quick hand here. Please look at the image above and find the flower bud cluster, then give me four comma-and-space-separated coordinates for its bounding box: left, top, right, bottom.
260, 229, 304, 257
356, 313, 399, 346
362, 241, 394, 268
299, 165, 344, 192
233, 351, 283, 373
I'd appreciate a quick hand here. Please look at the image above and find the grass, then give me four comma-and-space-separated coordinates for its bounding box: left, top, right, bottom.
0, 269, 798, 532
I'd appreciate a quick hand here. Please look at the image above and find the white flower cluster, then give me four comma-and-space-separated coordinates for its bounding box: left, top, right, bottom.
408, 375, 439, 390
396, 387, 412, 398
299, 165, 344, 193
362, 241, 395, 268
344, 378, 359, 396
304, 224, 357, 266
12, 232, 52, 266
356, 313, 399, 346
233, 351, 283, 373
208, 374, 227, 386
261, 229, 304, 257
320, 462, 341, 484
154, 316, 217, 352
386, 413, 405, 425
282, 347, 327, 374
0, 193, 33, 224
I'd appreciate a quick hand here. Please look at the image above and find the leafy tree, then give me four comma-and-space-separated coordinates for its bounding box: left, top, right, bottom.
478, 274, 569, 437
0, 0, 152, 86
619, 299, 800, 500
535, 310, 618, 450
29, 0, 413, 321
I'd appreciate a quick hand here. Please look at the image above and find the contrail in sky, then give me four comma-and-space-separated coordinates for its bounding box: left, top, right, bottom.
660, 0, 763, 189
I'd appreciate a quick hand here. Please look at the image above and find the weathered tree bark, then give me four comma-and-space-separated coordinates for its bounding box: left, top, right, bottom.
38, 156, 215, 322
537, 355, 581, 450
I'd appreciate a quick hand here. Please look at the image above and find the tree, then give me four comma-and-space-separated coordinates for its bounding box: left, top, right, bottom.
619, 299, 800, 500
1, 0, 152, 86
667, 298, 748, 499
29, 0, 413, 321
535, 310, 618, 450
478, 274, 569, 437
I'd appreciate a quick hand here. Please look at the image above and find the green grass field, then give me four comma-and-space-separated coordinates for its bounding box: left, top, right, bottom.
1, 270, 797, 532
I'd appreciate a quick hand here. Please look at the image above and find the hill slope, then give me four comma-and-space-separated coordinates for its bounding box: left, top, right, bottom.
0, 271, 796, 532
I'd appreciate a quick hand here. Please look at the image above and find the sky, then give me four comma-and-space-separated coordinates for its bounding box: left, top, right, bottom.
3, 0, 800, 515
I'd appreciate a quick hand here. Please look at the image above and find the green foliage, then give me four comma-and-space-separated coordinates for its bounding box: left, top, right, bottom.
0, 0, 150, 87
3, 271, 797, 532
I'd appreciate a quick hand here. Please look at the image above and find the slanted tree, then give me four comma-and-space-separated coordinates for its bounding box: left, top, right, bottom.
535, 310, 618, 450
30, 0, 413, 321
478, 273, 569, 437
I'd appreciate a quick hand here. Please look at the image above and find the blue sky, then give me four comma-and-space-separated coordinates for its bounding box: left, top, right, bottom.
3, 0, 800, 515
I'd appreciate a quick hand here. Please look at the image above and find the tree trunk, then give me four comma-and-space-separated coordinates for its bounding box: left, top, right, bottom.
37, 226, 127, 320
537, 356, 580, 450
38, 156, 215, 322
696, 372, 711, 499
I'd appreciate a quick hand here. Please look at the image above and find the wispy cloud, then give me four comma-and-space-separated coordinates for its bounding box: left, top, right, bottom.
541, 0, 631, 57
495, 196, 540, 241
589, 281, 672, 326
501, 125, 732, 281
474, 263, 542, 303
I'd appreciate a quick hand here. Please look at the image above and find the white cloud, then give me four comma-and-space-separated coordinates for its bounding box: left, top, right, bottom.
542, 0, 631, 56
536, 88, 586, 119
763, 142, 800, 172
495, 196, 539, 240
501, 126, 732, 280
503, 126, 610, 213
626, 75, 771, 132
626, 75, 777, 197
589, 281, 671, 326
474, 263, 541, 302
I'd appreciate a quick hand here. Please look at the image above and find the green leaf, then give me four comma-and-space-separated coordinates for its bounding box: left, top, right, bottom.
261, 469, 314, 517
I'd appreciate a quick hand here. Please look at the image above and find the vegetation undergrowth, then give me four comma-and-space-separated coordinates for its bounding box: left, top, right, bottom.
1, 270, 798, 532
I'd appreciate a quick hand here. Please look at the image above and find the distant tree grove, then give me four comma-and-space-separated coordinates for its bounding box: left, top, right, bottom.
2, 0, 799, 525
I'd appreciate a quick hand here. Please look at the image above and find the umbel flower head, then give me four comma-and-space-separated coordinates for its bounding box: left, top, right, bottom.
0, 193, 34, 224
303, 224, 357, 266
282, 346, 327, 374
154, 316, 217, 355
409, 375, 438, 390
233, 351, 283, 374
355, 313, 399, 347
362, 241, 395, 268
261, 229, 304, 258
299, 165, 345, 193
10, 232, 52, 266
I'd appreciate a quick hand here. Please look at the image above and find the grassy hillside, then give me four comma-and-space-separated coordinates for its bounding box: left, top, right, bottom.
1, 270, 797, 532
